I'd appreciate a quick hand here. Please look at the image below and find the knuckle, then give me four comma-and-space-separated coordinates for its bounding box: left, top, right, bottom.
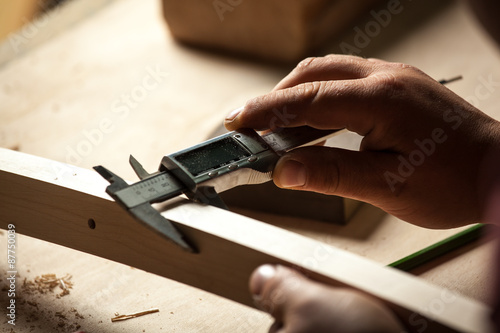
297, 56, 319, 69
372, 70, 408, 99
294, 81, 322, 102
370, 62, 430, 101
397, 62, 426, 76
325, 53, 364, 63
385, 62, 426, 81
323, 156, 341, 194
302, 149, 341, 194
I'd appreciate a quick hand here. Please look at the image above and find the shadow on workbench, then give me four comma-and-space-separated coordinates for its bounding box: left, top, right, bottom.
234, 203, 387, 242
409, 231, 496, 276
408, 229, 497, 303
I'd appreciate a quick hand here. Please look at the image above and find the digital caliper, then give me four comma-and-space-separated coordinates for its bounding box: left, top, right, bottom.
94, 126, 342, 253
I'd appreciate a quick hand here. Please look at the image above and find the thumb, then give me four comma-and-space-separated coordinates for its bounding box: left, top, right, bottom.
250, 265, 405, 333
249, 265, 312, 320
273, 146, 397, 203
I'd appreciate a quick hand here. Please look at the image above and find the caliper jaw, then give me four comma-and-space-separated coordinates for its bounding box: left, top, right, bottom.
93, 163, 197, 253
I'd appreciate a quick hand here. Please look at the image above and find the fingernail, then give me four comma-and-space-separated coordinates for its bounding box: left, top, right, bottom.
225, 106, 244, 122
277, 159, 307, 188
250, 264, 276, 297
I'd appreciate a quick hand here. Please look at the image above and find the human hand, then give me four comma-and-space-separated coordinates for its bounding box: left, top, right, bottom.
225, 55, 500, 228
249, 265, 403, 333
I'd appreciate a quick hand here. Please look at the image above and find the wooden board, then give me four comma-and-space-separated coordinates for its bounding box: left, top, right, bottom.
0, 148, 493, 332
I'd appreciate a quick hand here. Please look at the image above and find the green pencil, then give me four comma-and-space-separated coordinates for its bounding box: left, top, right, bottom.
388, 224, 486, 272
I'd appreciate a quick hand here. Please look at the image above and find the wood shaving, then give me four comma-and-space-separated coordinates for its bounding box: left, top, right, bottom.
111, 308, 159, 322
22, 273, 73, 297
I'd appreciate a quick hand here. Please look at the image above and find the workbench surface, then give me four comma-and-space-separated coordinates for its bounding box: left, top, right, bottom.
1, 0, 500, 331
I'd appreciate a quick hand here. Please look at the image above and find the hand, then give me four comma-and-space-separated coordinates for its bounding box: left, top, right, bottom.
225, 55, 500, 228
250, 265, 403, 333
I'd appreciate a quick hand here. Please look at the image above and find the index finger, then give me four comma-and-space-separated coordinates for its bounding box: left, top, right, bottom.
225, 74, 389, 136
273, 55, 376, 91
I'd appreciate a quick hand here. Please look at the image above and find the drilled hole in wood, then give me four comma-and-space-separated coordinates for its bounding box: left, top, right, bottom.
88, 218, 96, 229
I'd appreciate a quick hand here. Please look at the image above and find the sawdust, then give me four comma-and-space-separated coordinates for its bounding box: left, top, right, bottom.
2, 272, 84, 332
71, 307, 85, 320
23, 305, 83, 332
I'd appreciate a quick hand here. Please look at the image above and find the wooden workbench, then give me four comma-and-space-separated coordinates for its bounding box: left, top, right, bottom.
1, 0, 500, 331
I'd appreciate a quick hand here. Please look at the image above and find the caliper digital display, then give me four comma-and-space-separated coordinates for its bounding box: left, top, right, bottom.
175, 137, 250, 176
161, 129, 277, 194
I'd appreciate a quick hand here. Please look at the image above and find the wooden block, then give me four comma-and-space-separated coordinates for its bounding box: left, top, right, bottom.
221, 181, 361, 224
0, 0, 40, 39
161, 0, 381, 63
0, 147, 493, 332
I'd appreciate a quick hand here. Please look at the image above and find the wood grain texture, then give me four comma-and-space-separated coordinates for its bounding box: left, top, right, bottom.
0, 148, 493, 332
161, 0, 381, 63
